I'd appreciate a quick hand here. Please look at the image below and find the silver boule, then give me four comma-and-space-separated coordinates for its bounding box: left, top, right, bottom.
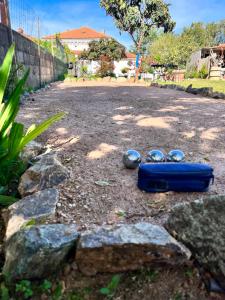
167, 149, 185, 162
146, 150, 166, 163
123, 150, 142, 169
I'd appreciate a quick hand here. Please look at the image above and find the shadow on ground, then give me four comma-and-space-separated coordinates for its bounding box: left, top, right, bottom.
18, 82, 225, 228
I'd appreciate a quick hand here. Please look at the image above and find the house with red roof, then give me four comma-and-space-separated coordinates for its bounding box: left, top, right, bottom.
43, 27, 109, 54
43, 26, 136, 77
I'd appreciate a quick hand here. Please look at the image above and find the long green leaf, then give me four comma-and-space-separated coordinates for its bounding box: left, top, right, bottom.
0, 44, 15, 104
19, 112, 65, 151
0, 195, 18, 207
0, 69, 29, 138
7, 122, 24, 159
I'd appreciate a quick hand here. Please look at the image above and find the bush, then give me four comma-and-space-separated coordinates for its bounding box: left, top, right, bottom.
97, 60, 115, 78
121, 67, 129, 74
198, 64, 208, 79
0, 45, 64, 205
185, 65, 208, 79
185, 67, 199, 79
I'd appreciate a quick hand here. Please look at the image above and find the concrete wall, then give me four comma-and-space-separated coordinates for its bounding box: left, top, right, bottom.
0, 23, 66, 89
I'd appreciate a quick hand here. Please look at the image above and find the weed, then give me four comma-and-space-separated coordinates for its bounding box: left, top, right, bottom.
52, 282, 63, 300
172, 291, 183, 300
16, 280, 33, 299
135, 268, 159, 283
0, 283, 9, 300
39, 279, 52, 293
185, 268, 194, 278
100, 275, 121, 298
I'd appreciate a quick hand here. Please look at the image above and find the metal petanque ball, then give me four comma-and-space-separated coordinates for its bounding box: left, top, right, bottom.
123, 150, 142, 169
167, 149, 185, 162
146, 150, 166, 163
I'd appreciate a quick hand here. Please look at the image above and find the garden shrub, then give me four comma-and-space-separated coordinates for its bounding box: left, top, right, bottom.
198, 64, 208, 79
0, 45, 64, 205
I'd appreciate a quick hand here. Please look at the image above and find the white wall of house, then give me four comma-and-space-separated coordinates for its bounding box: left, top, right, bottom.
61, 38, 102, 51
114, 59, 135, 77
75, 59, 135, 77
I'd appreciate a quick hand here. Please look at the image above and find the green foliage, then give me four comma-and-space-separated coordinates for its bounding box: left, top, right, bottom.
100, 0, 175, 54
0, 45, 64, 202
39, 279, 52, 294
121, 67, 129, 74
79, 38, 126, 62
150, 33, 182, 67
100, 275, 121, 298
150, 20, 225, 68
80, 65, 88, 78
0, 283, 9, 300
185, 67, 199, 79
185, 65, 208, 79
198, 64, 208, 79
158, 79, 225, 94
16, 280, 33, 299
33, 38, 71, 62
52, 282, 63, 300
97, 58, 115, 78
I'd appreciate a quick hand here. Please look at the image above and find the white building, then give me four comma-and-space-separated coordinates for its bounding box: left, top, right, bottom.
43, 26, 136, 77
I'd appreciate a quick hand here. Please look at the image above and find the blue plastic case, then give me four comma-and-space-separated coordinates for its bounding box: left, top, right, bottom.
138, 163, 214, 193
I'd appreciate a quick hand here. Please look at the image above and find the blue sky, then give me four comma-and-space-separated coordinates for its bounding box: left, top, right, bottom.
12, 0, 225, 49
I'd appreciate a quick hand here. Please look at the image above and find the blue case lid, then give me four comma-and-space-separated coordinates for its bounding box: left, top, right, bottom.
139, 163, 214, 177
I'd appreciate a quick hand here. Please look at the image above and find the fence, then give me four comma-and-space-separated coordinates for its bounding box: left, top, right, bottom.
0, 23, 67, 89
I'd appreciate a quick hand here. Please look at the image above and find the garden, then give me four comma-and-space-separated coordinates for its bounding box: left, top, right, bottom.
1, 0, 225, 299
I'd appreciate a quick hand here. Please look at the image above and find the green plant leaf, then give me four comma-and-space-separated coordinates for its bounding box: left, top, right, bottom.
0, 195, 18, 206
21, 219, 36, 228
19, 112, 65, 151
0, 44, 15, 104
7, 122, 24, 159
0, 69, 29, 139
0, 283, 9, 300
108, 275, 121, 290
100, 287, 110, 295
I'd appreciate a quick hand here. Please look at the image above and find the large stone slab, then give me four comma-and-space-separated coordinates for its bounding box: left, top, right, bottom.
18, 153, 70, 197
166, 195, 225, 289
3, 188, 59, 239
76, 222, 191, 276
3, 224, 78, 280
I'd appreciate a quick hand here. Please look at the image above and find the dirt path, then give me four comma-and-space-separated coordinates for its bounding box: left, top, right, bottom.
18, 81, 225, 230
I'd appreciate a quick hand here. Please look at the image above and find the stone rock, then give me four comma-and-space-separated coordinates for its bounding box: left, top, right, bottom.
166, 195, 225, 289
151, 82, 159, 87
18, 153, 70, 197
3, 188, 59, 239
212, 92, 225, 99
193, 87, 213, 97
186, 84, 199, 95
76, 222, 191, 276
20, 141, 44, 161
3, 224, 78, 280
176, 86, 186, 92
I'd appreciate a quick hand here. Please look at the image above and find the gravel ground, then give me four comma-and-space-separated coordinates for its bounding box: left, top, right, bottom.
18, 81, 225, 230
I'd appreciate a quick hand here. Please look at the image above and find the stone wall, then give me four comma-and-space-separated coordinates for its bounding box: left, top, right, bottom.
0, 23, 66, 89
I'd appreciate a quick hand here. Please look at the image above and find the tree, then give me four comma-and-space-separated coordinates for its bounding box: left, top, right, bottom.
80, 38, 126, 61
150, 33, 181, 66
129, 28, 160, 55
79, 38, 126, 77
149, 20, 225, 69
100, 0, 175, 80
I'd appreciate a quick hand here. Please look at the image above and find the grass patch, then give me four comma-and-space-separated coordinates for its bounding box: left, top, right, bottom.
158, 79, 225, 94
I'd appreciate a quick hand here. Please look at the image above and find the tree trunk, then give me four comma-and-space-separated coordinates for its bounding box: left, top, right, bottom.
135, 34, 144, 82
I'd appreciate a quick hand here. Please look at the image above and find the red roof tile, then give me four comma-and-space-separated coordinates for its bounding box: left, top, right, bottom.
43, 27, 108, 40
